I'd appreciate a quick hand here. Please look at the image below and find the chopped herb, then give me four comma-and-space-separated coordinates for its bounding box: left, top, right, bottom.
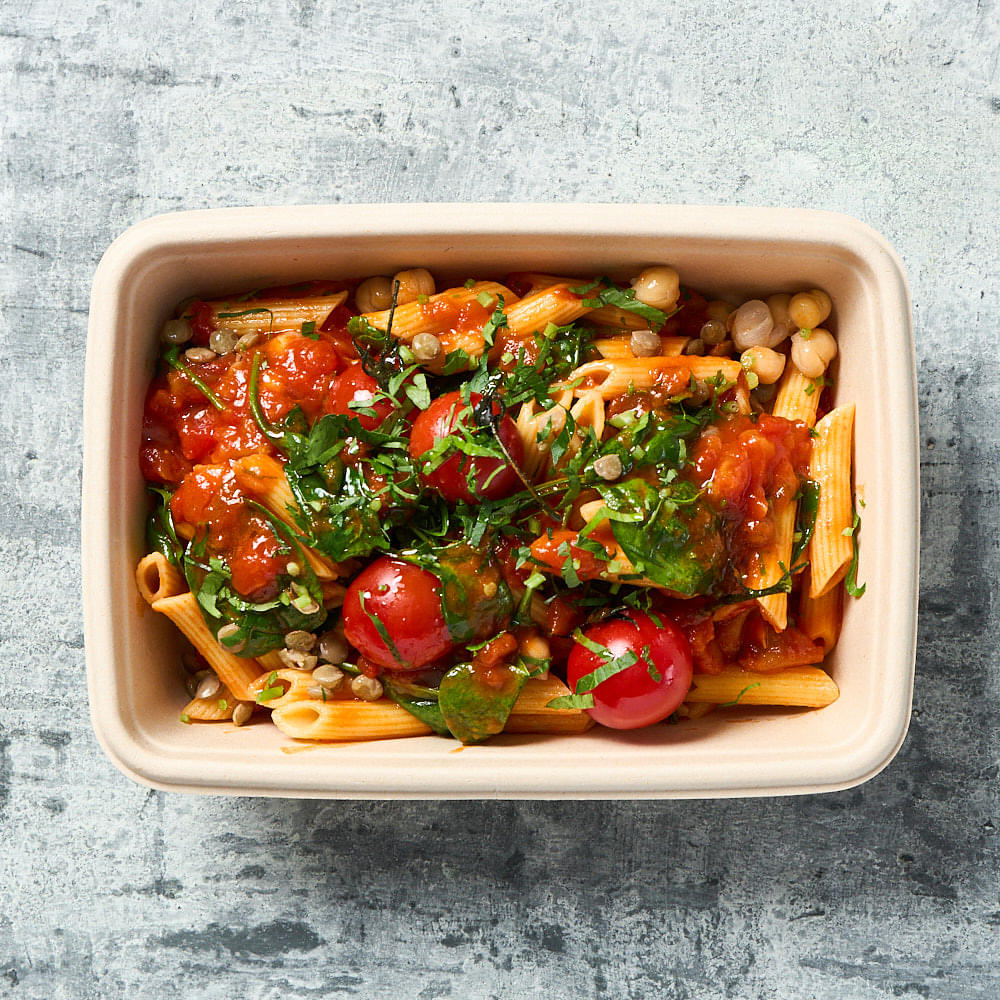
720, 682, 761, 707
845, 510, 866, 597
301, 320, 318, 338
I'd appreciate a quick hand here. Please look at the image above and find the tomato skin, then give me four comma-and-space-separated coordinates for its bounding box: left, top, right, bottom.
326, 363, 395, 431
342, 557, 454, 671
408, 391, 523, 503
567, 611, 693, 729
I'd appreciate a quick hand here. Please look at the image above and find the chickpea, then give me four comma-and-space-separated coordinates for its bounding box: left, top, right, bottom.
730, 300, 774, 351
788, 288, 832, 331
355, 276, 394, 313
631, 266, 680, 312
705, 300, 733, 323
765, 293, 795, 347
740, 346, 786, 385
393, 268, 435, 306
790, 327, 838, 378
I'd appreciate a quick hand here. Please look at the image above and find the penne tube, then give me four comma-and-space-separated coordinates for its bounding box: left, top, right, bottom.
752, 364, 825, 629
272, 698, 434, 741
754, 503, 798, 631
272, 675, 595, 742
808, 404, 856, 597
204, 291, 348, 335
230, 454, 341, 581
514, 389, 575, 479
151, 592, 263, 700
248, 667, 333, 709
686, 667, 839, 708
593, 335, 687, 359
505, 283, 594, 339
799, 574, 843, 651
772, 368, 821, 426
183, 683, 238, 721
136, 552, 185, 605
564, 356, 744, 401
504, 676, 594, 734
362, 282, 516, 357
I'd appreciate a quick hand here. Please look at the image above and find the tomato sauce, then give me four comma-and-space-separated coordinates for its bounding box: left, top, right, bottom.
142, 330, 348, 597
170, 465, 286, 598
688, 413, 811, 556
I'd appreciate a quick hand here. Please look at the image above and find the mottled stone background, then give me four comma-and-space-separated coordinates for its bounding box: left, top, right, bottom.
1, 1, 998, 997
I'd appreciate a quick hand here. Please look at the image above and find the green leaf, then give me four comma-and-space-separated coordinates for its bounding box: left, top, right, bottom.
145, 486, 181, 564
569, 278, 673, 328
381, 677, 450, 736
792, 479, 820, 564
597, 479, 724, 595
438, 658, 531, 743
845, 510, 866, 597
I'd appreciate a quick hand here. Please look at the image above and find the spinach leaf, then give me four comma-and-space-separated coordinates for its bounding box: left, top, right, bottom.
145, 486, 181, 565
597, 478, 724, 596
381, 677, 450, 736
438, 657, 531, 744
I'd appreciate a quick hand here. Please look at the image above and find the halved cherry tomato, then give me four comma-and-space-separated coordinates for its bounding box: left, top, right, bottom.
326, 362, 395, 431
342, 557, 453, 671
408, 390, 523, 503
566, 610, 693, 729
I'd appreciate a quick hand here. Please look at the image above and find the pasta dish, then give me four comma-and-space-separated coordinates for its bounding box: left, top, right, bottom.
135, 265, 862, 743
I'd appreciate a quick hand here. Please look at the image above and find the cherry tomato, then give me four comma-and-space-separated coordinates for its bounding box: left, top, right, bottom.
408, 390, 523, 503
566, 610, 693, 729
326, 363, 395, 431
342, 557, 453, 671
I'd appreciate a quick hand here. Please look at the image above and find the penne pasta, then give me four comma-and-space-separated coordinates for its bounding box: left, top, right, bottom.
799, 574, 843, 651
136, 552, 185, 605
505, 283, 594, 339
363, 282, 515, 356
592, 335, 687, 359
182, 682, 238, 721
141, 266, 852, 750
752, 363, 826, 629
685, 667, 840, 707
808, 404, 856, 597
151, 593, 263, 700
204, 291, 348, 335
272, 698, 434, 741
564, 356, 744, 401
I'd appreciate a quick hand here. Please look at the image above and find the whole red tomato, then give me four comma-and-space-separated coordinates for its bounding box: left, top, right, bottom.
566, 611, 693, 729
342, 556, 454, 671
408, 390, 523, 503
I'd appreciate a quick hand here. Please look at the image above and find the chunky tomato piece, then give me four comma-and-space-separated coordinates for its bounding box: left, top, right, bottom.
529, 529, 615, 582
170, 465, 285, 600
176, 407, 218, 463
738, 614, 825, 673
567, 610, 693, 729
326, 363, 395, 431
409, 391, 524, 503
342, 557, 454, 671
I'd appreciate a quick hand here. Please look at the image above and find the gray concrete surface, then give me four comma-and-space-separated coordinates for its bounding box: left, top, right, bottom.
1, 1, 998, 997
